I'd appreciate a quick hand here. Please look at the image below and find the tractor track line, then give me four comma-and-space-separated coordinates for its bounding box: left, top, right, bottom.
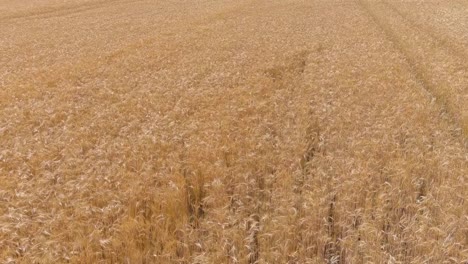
382, 0, 468, 61
356, 0, 467, 137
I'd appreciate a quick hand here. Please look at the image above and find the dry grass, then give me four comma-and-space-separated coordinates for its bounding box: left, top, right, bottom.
0, 0, 467, 263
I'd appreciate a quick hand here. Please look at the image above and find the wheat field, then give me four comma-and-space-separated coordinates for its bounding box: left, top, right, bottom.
0, 0, 467, 263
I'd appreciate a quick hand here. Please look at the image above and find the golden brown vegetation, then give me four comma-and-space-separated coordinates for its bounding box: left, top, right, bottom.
0, 0, 467, 263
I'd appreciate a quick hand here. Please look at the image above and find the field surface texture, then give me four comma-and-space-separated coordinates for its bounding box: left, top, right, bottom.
1, 0, 467, 263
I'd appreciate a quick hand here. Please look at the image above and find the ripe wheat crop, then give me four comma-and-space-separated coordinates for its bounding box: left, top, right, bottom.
0, 0, 467, 263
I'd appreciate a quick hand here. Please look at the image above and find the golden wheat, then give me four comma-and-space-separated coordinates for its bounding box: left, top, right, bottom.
1, 0, 467, 263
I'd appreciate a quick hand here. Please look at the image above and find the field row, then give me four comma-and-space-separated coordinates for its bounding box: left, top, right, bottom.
0, 0, 466, 262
